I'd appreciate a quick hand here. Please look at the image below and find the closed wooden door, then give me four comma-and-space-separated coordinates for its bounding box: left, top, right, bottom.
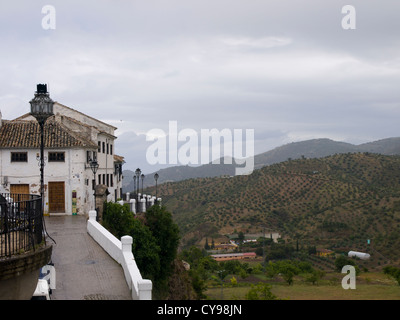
10, 184, 30, 213
48, 182, 65, 213
10, 184, 30, 203
10, 184, 30, 196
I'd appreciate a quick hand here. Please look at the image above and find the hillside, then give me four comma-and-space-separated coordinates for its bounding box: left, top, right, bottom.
144, 152, 400, 267
123, 161, 236, 192
123, 137, 400, 192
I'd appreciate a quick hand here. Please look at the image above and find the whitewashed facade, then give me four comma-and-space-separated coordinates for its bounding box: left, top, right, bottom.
0, 103, 124, 215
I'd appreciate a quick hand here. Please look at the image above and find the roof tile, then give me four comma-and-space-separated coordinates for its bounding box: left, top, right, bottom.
0, 117, 97, 149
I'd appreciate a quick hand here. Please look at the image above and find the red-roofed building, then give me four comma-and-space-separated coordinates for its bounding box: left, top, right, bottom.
0, 101, 124, 215
211, 252, 257, 261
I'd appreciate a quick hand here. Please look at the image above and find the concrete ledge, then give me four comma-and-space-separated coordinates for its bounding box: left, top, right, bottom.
87, 210, 152, 300
0, 244, 53, 300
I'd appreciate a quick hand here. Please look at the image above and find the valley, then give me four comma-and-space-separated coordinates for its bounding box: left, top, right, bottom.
144, 152, 400, 269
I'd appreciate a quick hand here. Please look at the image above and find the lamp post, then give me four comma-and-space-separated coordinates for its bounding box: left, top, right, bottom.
135, 168, 141, 212
141, 173, 145, 197
89, 159, 99, 212
133, 175, 136, 198
30, 84, 54, 216
154, 173, 159, 203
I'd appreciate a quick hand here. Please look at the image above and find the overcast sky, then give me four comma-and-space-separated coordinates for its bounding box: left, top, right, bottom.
1, 1, 400, 173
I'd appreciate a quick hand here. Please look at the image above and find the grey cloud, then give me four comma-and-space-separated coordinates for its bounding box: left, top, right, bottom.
1, 1, 399, 172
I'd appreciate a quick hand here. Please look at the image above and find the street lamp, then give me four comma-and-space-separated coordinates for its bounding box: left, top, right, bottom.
154, 173, 159, 203
141, 173, 145, 197
89, 159, 99, 211
133, 175, 136, 197
90, 159, 99, 180
30, 84, 54, 215
135, 168, 141, 212
135, 168, 141, 195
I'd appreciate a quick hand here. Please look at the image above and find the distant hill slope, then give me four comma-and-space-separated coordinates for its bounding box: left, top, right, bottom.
145, 152, 400, 265
122, 137, 400, 193
253, 138, 357, 170
123, 161, 236, 192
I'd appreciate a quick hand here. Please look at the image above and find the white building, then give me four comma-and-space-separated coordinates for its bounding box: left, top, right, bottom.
0, 101, 124, 216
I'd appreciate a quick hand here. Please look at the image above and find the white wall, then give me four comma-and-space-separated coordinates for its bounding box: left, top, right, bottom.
0, 148, 94, 215
96, 133, 122, 201
87, 211, 152, 300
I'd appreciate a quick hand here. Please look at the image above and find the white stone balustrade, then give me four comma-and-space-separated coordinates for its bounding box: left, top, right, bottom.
124, 193, 162, 214
87, 210, 152, 300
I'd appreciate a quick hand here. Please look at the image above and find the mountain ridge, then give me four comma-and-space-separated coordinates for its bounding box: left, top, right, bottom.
122, 137, 400, 192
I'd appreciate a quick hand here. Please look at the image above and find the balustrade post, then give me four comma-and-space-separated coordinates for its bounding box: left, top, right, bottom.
130, 199, 136, 214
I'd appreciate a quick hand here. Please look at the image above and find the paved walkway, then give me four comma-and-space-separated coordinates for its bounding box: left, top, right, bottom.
44, 215, 132, 300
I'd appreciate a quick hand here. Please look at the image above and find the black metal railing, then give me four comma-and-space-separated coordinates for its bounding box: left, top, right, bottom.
0, 193, 43, 259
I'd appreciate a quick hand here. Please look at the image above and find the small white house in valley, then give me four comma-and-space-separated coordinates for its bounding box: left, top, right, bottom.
0, 100, 124, 216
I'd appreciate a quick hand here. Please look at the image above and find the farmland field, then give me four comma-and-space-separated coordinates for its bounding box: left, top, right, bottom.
205, 272, 400, 300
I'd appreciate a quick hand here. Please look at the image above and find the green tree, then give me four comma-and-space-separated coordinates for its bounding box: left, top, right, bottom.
266, 244, 294, 260
102, 202, 161, 283
220, 260, 242, 275
129, 217, 161, 282
180, 246, 205, 267
245, 283, 277, 300
102, 202, 181, 299
102, 202, 134, 239
383, 266, 400, 285
255, 247, 263, 256
334, 255, 360, 275
239, 268, 248, 280
307, 245, 317, 255
204, 238, 210, 250
189, 268, 208, 299
282, 269, 294, 285
305, 270, 324, 285
179, 246, 218, 299
238, 231, 245, 243
212, 268, 229, 299
298, 261, 314, 273
144, 205, 180, 293
265, 260, 314, 285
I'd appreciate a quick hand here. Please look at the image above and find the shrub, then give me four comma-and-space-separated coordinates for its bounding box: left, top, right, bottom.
102, 202, 134, 239
102, 202, 161, 282
383, 266, 400, 285
129, 217, 161, 282
245, 283, 277, 300
334, 255, 360, 275
102, 202, 181, 298
145, 205, 180, 281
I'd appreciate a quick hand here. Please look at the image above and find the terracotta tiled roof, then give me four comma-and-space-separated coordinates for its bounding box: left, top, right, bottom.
0, 117, 98, 149
113, 154, 125, 163
15, 102, 118, 131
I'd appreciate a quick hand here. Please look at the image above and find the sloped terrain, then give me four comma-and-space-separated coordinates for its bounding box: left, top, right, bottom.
146, 153, 400, 266
123, 137, 400, 191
